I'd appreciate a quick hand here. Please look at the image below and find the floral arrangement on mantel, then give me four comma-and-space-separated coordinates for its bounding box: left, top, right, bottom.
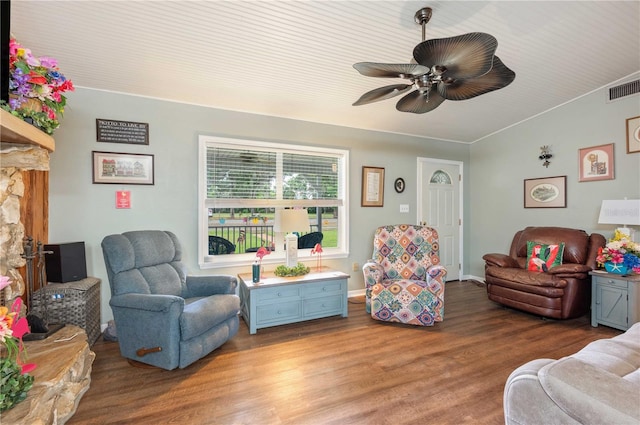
596, 230, 640, 274
0, 276, 36, 412
0, 37, 74, 135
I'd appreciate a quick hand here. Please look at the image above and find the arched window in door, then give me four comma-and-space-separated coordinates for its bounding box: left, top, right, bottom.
430, 169, 452, 185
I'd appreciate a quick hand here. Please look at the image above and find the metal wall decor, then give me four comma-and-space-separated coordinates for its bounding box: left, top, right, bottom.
539, 145, 552, 167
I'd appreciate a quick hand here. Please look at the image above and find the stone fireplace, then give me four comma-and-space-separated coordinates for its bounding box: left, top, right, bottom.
1, 109, 53, 307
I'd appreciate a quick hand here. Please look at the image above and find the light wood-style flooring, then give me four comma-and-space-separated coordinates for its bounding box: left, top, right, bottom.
68, 281, 620, 425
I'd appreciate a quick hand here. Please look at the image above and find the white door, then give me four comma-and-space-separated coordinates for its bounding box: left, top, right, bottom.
417, 159, 462, 281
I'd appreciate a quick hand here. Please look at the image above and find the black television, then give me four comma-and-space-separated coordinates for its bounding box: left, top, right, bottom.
1, 0, 10, 104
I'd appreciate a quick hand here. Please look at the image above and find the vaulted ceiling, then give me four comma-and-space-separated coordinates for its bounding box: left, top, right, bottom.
9, 1, 640, 143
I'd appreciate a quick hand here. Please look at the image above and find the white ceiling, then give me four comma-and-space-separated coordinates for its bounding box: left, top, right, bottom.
9, 1, 640, 143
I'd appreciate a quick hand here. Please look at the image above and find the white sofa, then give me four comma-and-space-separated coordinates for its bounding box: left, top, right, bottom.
504, 322, 640, 424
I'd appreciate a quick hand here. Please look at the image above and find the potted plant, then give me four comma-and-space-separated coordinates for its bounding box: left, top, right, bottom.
0, 38, 74, 135
596, 231, 640, 274
0, 276, 36, 412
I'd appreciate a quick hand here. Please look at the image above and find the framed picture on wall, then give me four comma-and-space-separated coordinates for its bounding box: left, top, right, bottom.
578, 143, 614, 182
524, 176, 567, 208
92, 151, 155, 185
361, 166, 384, 207
626, 115, 640, 154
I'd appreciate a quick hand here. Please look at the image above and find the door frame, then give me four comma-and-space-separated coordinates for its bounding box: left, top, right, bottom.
416, 157, 464, 280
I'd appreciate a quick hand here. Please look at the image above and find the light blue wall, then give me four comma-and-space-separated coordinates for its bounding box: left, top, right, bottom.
469, 76, 640, 278
49, 88, 470, 324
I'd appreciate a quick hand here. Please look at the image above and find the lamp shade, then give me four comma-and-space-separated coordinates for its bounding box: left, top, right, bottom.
598, 199, 640, 225
273, 209, 310, 233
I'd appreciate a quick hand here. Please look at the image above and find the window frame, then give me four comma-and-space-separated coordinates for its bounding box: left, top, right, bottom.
198, 135, 349, 269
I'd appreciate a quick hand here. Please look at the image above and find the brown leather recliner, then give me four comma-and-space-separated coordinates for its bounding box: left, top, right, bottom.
483, 227, 606, 319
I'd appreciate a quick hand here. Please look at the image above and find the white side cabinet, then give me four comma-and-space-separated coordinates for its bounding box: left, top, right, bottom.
590, 271, 640, 331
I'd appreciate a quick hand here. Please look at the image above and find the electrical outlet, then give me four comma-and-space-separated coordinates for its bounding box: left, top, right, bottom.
352, 262, 359, 271
400, 204, 410, 213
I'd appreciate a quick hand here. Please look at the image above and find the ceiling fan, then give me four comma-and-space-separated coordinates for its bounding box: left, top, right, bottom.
352, 7, 515, 114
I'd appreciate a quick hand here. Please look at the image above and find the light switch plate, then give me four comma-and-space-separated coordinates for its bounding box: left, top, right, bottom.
400, 204, 409, 213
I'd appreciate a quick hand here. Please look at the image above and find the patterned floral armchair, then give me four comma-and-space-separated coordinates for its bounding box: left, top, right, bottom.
363, 224, 447, 326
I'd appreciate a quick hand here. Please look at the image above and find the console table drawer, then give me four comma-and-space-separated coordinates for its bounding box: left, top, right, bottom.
256, 301, 301, 324
304, 295, 343, 316
594, 276, 627, 289
302, 280, 344, 297
255, 286, 300, 303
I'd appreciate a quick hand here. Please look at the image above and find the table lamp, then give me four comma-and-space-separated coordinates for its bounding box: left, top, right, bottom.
273, 208, 310, 267
598, 199, 640, 241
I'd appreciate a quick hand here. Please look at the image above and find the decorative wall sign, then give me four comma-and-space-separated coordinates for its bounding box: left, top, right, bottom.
116, 190, 131, 209
361, 166, 384, 207
96, 119, 149, 145
92, 151, 154, 185
578, 143, 614, 182
626, 115, 640, 154
524, 176, 566, 208
394, 177, 405, 193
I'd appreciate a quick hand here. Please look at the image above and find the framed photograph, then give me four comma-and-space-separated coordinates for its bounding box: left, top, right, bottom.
524, 176, 566, 208
578, 143, 614, 182
626, 115, 640, 153
361, 166, 384, 207
92, 151, 154, 185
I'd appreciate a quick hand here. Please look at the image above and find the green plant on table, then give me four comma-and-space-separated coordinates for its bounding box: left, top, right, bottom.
274, 263, 310, 277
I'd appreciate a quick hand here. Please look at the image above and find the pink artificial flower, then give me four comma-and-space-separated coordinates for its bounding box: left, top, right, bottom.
20, 363, 37, 374
0, 275, 11, 291
38, 56, 58, 68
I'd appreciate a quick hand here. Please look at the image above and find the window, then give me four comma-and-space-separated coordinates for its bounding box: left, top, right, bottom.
198, 135, 349, 268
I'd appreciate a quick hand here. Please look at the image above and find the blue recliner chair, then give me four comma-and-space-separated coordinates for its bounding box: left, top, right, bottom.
101, 230, 240, 370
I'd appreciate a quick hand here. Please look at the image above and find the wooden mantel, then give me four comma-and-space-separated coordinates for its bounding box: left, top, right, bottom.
1, 108, 55, 151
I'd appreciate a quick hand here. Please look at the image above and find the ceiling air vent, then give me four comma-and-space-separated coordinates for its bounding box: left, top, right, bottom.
607, 79, 640, 102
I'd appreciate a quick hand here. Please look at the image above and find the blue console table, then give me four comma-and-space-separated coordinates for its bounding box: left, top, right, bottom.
238, 268, 349, 334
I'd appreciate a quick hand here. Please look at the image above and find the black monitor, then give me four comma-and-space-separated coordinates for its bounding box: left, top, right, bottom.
1, 1, 10, 104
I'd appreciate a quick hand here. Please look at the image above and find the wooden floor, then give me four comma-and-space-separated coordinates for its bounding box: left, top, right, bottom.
68, 281, 620, 425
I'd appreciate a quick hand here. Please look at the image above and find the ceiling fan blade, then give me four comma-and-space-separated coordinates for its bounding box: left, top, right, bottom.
396, 89, 446, 114
353, 84, 413, 106
353, 62, 429, 78
437, 56, 516, 100
413, 32, 497, 80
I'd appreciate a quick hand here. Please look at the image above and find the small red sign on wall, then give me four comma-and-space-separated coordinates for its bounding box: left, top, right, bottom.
116, 191, 131, 209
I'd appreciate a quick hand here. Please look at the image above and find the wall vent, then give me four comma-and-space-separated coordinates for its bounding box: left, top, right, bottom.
607, 79, 640, 102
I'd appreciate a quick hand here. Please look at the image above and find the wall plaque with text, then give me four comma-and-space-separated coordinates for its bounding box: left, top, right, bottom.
96, 119, 149, 145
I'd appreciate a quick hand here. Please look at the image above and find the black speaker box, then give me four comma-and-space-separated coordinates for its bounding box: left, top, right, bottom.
44, 242, 87, 283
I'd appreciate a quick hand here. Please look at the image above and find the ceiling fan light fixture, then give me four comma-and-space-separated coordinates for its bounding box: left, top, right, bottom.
352, 6, 515, 114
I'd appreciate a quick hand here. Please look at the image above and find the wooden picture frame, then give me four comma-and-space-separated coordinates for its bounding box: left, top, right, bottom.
524, 176, 566, 208
92, 151, 154, 185
626, 115, 640, 153
578, 143, 614, 182
361, 166, 384, 207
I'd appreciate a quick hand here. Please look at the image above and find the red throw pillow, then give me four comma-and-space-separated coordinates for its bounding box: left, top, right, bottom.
526, 241, 564, 272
